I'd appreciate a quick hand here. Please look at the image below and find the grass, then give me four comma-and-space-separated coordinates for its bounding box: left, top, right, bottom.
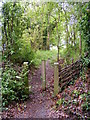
32, 47, 81, 68
33, 50, 58, 67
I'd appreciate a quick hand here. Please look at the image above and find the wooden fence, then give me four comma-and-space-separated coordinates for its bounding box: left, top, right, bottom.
59, 60, 82, 92
41, 59, 82, 96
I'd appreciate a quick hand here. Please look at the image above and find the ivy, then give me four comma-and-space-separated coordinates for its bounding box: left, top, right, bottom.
81, 2, 90, 58
2, 63, 29, 107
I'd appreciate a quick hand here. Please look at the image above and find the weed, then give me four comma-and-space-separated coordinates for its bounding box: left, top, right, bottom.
33, 50, 57, 67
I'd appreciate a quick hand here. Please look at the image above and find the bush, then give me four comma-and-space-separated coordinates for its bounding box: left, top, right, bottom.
81, 92, 90, 112
10, 39, 35, 65
81, 57, 90, 68
2, 63, 29, 107
61, 45, 80, 65
33, 50, 57, 67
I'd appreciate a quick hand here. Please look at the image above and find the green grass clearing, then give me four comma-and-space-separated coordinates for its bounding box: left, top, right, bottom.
33, 50, 58, 67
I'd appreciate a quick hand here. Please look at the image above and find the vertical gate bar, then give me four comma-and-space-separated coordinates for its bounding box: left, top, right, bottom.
42, 60, 46, 90
54, 62, 59, 96
0, 30, 2, 118
23, 62, 29, 95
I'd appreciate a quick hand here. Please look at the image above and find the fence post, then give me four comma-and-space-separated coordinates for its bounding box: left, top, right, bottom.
42, 60, 46, 90
23, 62, 29, 95
0, 46, 2, 118
54, 62, 59, 96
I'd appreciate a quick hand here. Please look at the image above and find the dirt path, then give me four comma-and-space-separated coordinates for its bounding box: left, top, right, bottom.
26, 60, 55, 118
2, 61, 89, 119
2, 60, 60, 118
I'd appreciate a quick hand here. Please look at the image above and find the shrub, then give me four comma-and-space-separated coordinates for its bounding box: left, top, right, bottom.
10, 39, 35, 65
2, 63, 29, 107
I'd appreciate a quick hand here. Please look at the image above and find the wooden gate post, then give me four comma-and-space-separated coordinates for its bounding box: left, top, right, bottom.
42, 60, 46, 90
23, 62, 29, 95
0, 47, 2, 118
54, 62, 59, 96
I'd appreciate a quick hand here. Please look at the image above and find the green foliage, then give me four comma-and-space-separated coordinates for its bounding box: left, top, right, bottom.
60, 45, 80, 65
80, 2, 90, 59
2, 2, 88, 66
56, 98, 62, 106
2, 2, 34, 64
81, 92, 90, 112
10, 38, 35, 64
33, 50, 57, 67
2, 63, 29, 107
56, 98, 66, 107
19, 33, 35, 64
1, 2, 90, 109
81, 57, 90, 68
80, 56, 90, 80
72, 90, 80, 98
21, 63, 29, 95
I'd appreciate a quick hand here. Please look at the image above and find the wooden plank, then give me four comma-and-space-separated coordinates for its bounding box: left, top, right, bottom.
59, 66, 81, 80
59, 65, 80, 80
54, 62, 59, 96
60, 74, 73, 85
59, 61, 80, 76
58, 59, 81, 92
42, 60, 46, 90
60, 78, 73, 91
60, 70, 80, 91
60, 70, 80, 85
59, 60, 80, 71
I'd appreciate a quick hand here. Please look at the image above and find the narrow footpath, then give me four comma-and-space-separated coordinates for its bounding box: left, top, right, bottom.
2, 60, 61, 118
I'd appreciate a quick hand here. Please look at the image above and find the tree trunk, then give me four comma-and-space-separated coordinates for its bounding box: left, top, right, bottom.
79, 4, 82, 58
66, 23, 69, 49
64, 10, 69, 49
57, 9, 60, 62
73, 26, 76, 52
4, 20, 8, 45
47, 13, 50, 50
7, 16, 12, 44
47, 32, 49, 50
11, 2, 16, 44
79, 30, 82, 57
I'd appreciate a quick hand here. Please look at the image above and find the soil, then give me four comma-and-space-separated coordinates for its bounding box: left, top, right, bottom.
2, 60, 90, 119
2, 60, 59, 119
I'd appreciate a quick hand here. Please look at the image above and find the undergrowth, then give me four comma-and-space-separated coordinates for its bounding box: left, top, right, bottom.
2, 62, 29, 107
33, 50, 57, 67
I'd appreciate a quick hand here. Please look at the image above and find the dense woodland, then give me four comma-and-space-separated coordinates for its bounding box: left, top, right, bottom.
1, 1, 90, 119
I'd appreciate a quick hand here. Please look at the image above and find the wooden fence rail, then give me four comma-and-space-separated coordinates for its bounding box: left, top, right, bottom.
59, 60, 82, 92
